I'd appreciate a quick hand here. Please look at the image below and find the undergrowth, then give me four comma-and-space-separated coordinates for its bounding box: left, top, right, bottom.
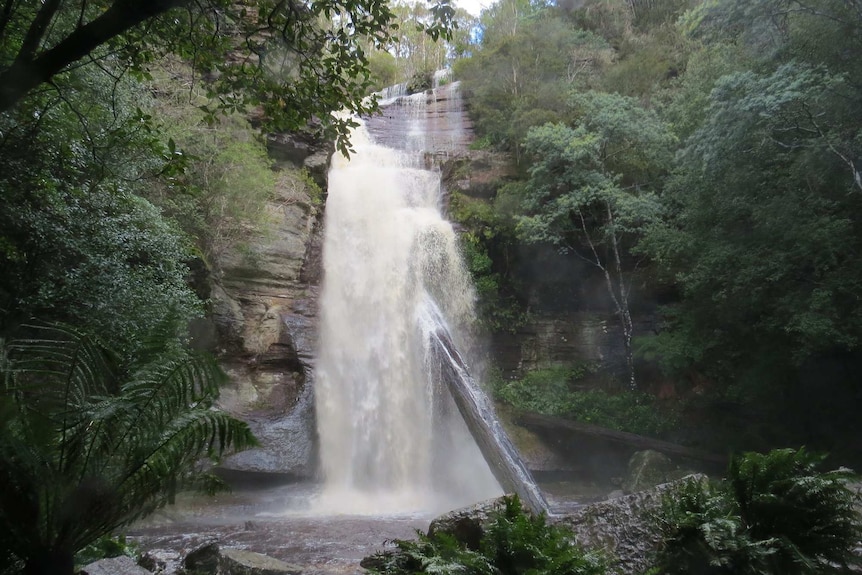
363, 496, 606, 575
651, 448, 862, 575
492, 367, 680, 437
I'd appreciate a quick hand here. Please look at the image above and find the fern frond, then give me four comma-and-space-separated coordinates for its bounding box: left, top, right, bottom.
0, 322, 257, 567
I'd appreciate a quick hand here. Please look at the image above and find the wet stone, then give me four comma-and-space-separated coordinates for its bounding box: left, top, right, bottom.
184, 542, 220, 573
218, 548, 304, 575
81, 555, 152, 575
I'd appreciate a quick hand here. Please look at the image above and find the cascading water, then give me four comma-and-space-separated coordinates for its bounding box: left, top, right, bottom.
314, 90, 501, 515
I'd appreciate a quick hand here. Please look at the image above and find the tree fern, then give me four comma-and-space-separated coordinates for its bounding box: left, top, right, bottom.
0, 323, 257, 575
728, 448, 860, 574
654, 449, 861, 575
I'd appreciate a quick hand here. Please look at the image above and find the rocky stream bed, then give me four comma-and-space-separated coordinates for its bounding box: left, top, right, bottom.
89, 472, 695, 575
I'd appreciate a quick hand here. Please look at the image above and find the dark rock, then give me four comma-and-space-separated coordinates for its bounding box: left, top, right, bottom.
552, 475, 708, 575
427, 497, 512, 550
138, 549, 182, 575
426, 476, 707, 575
217, 548, 303, 575
302, 149, 330, 191
440, 151, 517, 200
184, 542, 220, 574
267, 131, 326, 170
82, 555, 152, 575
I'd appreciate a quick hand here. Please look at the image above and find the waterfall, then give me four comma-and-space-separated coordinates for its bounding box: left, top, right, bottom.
314, 93, 501, 514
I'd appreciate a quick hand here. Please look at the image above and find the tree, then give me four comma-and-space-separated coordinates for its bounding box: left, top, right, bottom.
516, 91, 673, 388
0, 0, 456, 151
644, 62, 862, 385
0, 324, 257, 575
0, 64, 202, 353
456, 11, 611, 153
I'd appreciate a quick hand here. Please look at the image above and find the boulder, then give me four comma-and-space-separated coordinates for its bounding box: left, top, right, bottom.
426, 475, 708, 575
81, 555, 151, 575
622, 449, 674, 494
218, 548, 303, 575
427, 497, 519, 550
138, 549, 183, 574
553, 474, 708, 575
184, 542, 221, 574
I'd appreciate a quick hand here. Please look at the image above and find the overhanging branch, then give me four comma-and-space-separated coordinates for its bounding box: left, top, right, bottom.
0, 0, 188, 113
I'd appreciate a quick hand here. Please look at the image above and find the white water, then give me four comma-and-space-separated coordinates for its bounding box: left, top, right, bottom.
314, 112, 501, 515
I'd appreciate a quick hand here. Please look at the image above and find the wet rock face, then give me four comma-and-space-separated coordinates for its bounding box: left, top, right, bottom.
210, 140, 326, 479
364, 82, 474, 160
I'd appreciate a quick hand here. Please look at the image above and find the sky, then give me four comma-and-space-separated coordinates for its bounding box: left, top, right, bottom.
455, 0, 490, 16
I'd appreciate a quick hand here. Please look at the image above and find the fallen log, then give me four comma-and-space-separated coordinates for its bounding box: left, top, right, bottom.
515, 411, 727, 466
427, 325, 549, 516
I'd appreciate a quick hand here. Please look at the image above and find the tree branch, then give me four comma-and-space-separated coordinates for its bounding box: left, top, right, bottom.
14, 0, 63, 64
0, 0, 188, 113
0, 0, 19, 40
803, 104, 862, 193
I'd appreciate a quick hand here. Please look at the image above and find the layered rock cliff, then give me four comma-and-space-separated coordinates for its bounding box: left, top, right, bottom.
208, 132, 328, 479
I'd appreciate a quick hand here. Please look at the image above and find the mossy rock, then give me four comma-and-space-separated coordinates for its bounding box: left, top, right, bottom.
622, 449, 674, 494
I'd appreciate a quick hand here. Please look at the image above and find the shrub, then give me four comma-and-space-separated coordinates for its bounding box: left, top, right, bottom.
653, 448, 861, 575
363, 496, 606, 575
493, 368, 680, 437
406, 71, 433, 94
0, 323, 257, 575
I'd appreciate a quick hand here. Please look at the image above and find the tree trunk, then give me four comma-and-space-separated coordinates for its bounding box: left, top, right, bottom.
577, 205, 637, 389
606, 202, 636, 390
427, 325, 549, 516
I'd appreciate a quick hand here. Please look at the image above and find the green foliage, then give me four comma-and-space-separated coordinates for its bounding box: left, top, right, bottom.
367, 51, 398, 92
0, 65, 201, 352
493, 368, 679, 437
493, 366, 590, 413
456, 12, 611, 151
0, 0, 459, 154
144, 69, 279, 264
600, 24, 693, 97
0, 323, 257, 575
651, 477, 752, 575
382, 2, 474, 87
450, 191, 528, 332
653, 449, 862, 575
364, 495, 607, 575
449, 0, 862, 446
642, 61, 862, 379
728, 449, 861, 573
516, 91, 671, 254
74, 535, 137, 568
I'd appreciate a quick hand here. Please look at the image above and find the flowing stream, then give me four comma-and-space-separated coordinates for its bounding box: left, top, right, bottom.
314, 97, 502, 514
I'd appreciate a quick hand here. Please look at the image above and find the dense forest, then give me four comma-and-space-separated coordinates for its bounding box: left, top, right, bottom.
441, 0, 862, 462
